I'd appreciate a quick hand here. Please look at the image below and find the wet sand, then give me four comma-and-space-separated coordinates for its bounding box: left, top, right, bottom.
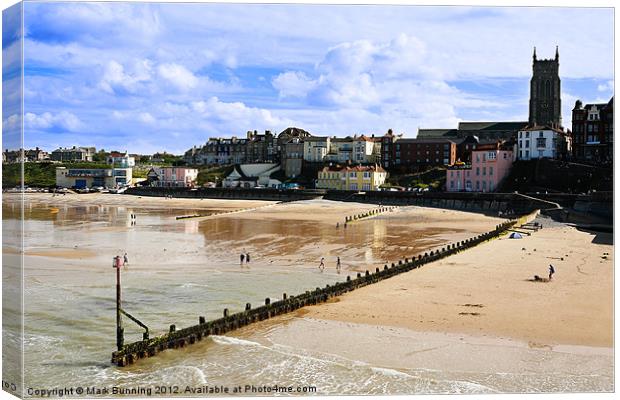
305, 218, 613, 348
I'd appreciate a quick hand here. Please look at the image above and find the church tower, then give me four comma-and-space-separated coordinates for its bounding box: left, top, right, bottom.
529, 46, 562, 128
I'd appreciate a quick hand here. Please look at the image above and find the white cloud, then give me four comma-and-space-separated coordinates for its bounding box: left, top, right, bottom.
138, 112, 156, 124
99, 59, 152, 94
597, 80, 613, 92
157, 63, 198, 92
24, 111, 83, 131
190, 97, 287, 128
272, 71, 318, 99
3, 114, 21, 131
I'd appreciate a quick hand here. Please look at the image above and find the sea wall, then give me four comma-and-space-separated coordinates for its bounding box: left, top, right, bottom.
111, 219, 518, 367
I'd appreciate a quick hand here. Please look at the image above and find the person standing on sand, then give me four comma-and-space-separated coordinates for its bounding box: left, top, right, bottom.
246, 253, 251, 264
240, 253, 245, 265
319, 257, 325, 272
549, 264, 555, 280
336, 257, 341, 274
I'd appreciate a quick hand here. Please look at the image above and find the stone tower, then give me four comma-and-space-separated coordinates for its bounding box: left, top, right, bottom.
529, 46, 562, 128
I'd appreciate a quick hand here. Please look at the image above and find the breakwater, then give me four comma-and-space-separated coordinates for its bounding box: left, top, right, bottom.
111, 218, 519, 367
343, 206, 398, 225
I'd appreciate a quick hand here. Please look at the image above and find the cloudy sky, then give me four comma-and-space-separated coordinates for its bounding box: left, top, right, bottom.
2, 1, 614, 154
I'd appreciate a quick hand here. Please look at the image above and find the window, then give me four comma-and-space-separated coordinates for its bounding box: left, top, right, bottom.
488, 152, 496, 160
489, 167, 494, 176
482, 167, 486, 176
539, 131, 544, 137
525, 140, 530, 148
536, 138, 546, 148
349, 172, 356, 178
482, 181, 487, 191
476, 181, 480, 190
476, 167, 480, 176
526, 132, 530, 138
450, 181, 454, 188
526, 150, 529, 158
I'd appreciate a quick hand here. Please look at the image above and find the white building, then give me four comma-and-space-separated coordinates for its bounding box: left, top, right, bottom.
106, 151, 135, 168
303, 136, 330, 162
352, 135, 380, 164
223, 163, 282, 188
516, 125, 569, 160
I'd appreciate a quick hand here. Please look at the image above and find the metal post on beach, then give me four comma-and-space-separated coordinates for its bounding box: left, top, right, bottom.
115, 256, 124, 351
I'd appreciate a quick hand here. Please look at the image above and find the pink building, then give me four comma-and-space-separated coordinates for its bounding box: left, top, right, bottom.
446, 148, 513, 192
147, 167, 199, 188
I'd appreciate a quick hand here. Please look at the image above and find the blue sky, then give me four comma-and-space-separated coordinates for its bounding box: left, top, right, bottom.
2, 2, 614, 154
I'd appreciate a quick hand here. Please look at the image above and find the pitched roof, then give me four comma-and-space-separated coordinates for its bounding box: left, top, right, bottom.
417, 129, 458, 138
458, 121, 528, 131
321, 164, 386, 173
521, 124, 565, 134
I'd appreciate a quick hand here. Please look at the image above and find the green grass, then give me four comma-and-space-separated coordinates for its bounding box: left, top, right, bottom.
386, 166, 446, 189
196, 165, 234, 186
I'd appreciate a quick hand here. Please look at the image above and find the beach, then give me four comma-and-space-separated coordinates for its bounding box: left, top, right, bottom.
303, 219, 613, 348
2, 192, 613, 395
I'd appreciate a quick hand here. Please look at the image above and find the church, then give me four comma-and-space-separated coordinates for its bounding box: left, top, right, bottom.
418, 46, 571, 161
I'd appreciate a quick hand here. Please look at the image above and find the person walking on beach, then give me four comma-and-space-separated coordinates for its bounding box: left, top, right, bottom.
123, 252, 128, 266
548, 264, 555, 280
240, 253, 245, 265
246, 253, 251, 264
336, 257, 341, 274
319, 257, 325, 272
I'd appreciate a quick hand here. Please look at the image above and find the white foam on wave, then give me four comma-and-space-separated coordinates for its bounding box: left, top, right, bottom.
180, 282, 209, 289
371, 366, 415, 379
448, 379, 497, 394
211, 335, 265, 348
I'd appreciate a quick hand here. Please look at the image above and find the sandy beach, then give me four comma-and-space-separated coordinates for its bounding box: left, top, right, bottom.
304, 218, 613, 348
3, 192, 613, 394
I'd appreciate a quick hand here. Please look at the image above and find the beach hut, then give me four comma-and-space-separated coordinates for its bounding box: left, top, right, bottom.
509, 232, 523, 239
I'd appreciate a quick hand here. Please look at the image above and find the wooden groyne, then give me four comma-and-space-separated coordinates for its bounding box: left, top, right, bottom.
343, 206, 398, 225
111, 218, 520, 367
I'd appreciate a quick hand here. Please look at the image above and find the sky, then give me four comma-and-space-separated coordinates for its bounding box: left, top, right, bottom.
1, 1, 615, 154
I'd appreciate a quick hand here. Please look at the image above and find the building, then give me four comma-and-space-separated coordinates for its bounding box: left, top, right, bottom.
353, 135, 380, 164
147, 167, 198, 188
316, 164, 387, 191
281, 138, 304, 178
516, 125, 570, 160
184, 137, 249, 165
51, 146, 96, 162
3, 149, 22, 163
245, 130, 276, 163
22, 147, 49, 162
446, 146, 513, 192
381, 131, 457, 171
326, 137, 354, 163
56, 167, 132, 188
529, 46, 562, 128
572, 97, 614, 165
106, 151, 135, 168
222, 163, 281, 188
303, 136, 331, 162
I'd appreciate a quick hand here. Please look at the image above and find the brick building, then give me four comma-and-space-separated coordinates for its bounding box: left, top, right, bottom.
571, 97, 613, 165
381, 130, 456, 171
